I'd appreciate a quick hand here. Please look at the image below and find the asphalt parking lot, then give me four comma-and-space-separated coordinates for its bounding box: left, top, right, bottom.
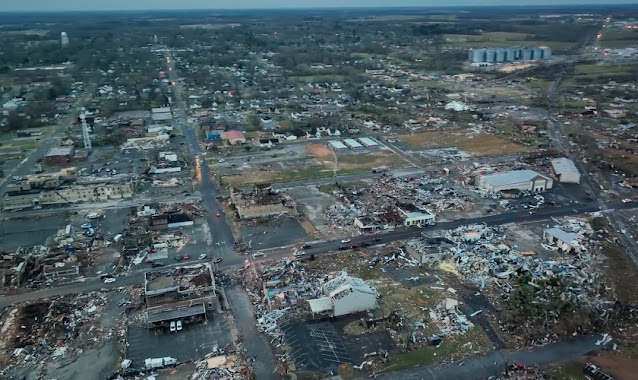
126, 314, 231, 368
281, 316, 394, 372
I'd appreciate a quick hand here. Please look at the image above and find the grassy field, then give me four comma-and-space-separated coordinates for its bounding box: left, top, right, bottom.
382, 327, 492, 372
601, 30, 638, 48
290, 75, 347, 83
398, 130, 528, 157
543, 361, 585, 380
575, 63, 635, 75
445, 32, 531, 42
445, 32, 575, 51
562, 63, 638, 86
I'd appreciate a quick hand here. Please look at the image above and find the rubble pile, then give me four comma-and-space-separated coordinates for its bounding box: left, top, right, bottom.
322, 175, 474, 228
189, 346, 254, 380
1, 292, 126, 372
412, 222, 602, 301
429, 298, 474, 336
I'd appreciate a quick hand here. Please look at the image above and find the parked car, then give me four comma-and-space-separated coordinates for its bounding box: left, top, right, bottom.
301, 244, 312, 249
216, 212, 221, 217
176, 320, 183, 331
338, 246, 349, 251
350, 244, 358, 249
341, 238, 351, 243
170, 321, 176, 332
145, 259, 154, 264
152, 262, 165, 267
198, 254, 207, 260
86, 213, 100, 219
252, 252, 266, 258
103, 277, 116, 284
295, 250, 305, 257
80, 223, 92, 229
182, 255, 189, 260
374, 237, 382, 242
361, 242, 372, 247
213, 257, 223, 264
174, 256, 183, 261
622, 198, 632, 203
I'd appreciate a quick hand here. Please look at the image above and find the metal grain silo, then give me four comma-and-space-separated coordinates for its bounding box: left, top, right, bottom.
469, 49, 486, 63
540, 46, 552, 59
485, 48, 496, 63
532, 48, 543, 60
521, 48, 533, 61
505, 47, 518, 61
495, 48, 506, 62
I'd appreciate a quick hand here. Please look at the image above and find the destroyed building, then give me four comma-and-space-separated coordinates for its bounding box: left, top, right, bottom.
230, 186, 296, 219
307, 272, 378, 317
5, 168, 78, 194
149, 151, 182, 174
476, 169, 553, 194
406, 237, 455, 264
144, 264, 218, 326
2, 182, 134, 210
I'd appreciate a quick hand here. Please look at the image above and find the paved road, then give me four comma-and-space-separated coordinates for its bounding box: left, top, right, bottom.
261, 200, 615, 259
372, 335, 607, 380
2, 200, 633, 309
165, 54, 241, 266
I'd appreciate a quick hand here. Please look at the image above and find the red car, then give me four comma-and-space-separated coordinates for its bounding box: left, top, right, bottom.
216, 212, 221, 217
350, 244, 358, 249
182, 255, 189, 260
145, 259, 153, 264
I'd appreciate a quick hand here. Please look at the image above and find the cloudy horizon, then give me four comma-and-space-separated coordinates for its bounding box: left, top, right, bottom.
3, 0, 637, 12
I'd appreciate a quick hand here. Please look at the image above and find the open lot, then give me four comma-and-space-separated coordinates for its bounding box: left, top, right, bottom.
397, 130, 528, 157
219, 142, 406, 187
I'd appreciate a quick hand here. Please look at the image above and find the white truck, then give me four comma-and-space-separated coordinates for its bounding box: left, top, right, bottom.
144, 357, 177, 370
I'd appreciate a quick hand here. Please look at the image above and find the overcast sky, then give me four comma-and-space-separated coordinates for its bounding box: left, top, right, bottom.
4, 0, 636, 12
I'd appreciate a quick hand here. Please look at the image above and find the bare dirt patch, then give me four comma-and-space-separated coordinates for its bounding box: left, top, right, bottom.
590, 353, 638, 380
398, 130, 528, 157
307, 143, 334, 160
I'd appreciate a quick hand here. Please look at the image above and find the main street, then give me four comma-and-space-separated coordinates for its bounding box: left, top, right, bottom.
164, 54, 241, 266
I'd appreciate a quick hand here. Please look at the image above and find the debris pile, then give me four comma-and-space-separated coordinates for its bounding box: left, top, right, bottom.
428, 298, 474, 336
322, 175, 475, 229
1, 292, 127, 373
189, 346, 254, 380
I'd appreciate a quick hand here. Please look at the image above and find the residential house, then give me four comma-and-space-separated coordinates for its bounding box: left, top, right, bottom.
222, 130, 246, 145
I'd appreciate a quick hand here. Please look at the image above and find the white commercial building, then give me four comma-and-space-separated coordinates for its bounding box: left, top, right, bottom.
357, 137, 380, 147
342, 138, 363, 149
400, 209, 436, 227
551, 157, 580, 184
477, 169, 553, 193
308, 272, 378, 317
328, 140, 348, 150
